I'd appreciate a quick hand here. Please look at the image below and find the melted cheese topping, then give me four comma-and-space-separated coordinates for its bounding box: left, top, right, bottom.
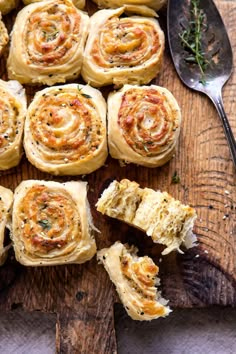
7, 0, 89, 85
0, 186, 13, 266
0, 80, 26, 170
96, 179, 197, 255
12, 180, 96, 266
97, 242, 170, 320
108, 85, 181, 167
81, 7, 165, 87
24, 84, 107, 175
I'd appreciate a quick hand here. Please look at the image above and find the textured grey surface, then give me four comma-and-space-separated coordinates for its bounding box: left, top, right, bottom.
1, 307, 236, 353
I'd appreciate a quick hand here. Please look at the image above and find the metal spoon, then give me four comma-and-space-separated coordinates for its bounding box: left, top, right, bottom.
167, 0, 236, 166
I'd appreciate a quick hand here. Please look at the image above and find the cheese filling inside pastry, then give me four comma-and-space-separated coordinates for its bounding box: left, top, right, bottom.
0, 186, 13, 266
81, 7, 165, 87
24, 84, 107, 175
96, 179, 197, 255
22, 0, 85, 10
7, 0, 89, 85
0, 80, 26, 170
0, 0, 19, 15
12, 180, 97, 266
108, 85, 181, 167
97, 241, 171, 321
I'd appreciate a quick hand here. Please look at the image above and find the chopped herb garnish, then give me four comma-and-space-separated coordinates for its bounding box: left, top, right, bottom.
171, 171, 180, 184
38, 219, 51, 230
179, 0, 209, 85
77, 85, 82, 91
81, 93, 92, 99
143, 144, 149, 153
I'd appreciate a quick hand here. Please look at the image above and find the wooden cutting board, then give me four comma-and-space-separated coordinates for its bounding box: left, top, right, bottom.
0, 1, 235, 353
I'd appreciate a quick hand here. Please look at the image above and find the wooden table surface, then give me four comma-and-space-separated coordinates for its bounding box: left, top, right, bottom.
0, 1, 235, 353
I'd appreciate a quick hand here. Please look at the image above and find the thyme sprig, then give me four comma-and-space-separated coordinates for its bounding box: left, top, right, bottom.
179, 0, 208, 84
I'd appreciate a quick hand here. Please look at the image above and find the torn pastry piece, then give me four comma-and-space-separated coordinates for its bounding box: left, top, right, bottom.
24, 84, 107, 175
96, 179, 197, 255
81, 7, 165, 87
0, 80, 27, 170
97, 241, 171, 320
0, 13, 9, 55
108, 85, 181, 167
92, 0, 166, 11
0, 186, 13, 266
7, 0, 89, 85
0, 0, 19, 15
12, 180, 97, 266
22, 0, 85, 10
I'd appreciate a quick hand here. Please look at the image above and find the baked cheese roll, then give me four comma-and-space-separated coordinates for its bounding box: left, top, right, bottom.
108, 85, 181, 167
81, 7, 165, 87
0, 0, 19, 15
96, 179, 197, 255
92, 0, 166, 11
24, 84, 107, 175
22, 0, 85, 10
12, 180, 97, 266
0, 13, 9, 56
0, 80, 27, 170
0, 186, 13, 266
7, 0, 89, 86
97, 242, 171, 321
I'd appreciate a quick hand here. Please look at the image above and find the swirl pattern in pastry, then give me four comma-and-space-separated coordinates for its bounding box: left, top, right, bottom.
22, 0, 85, 10
96, 179, 197, 255
92, 0, 166, 11
12, 180, 97, 266
108, 84, 181, 167
0, 13, 9, 56
0, 0, 19, 15
0, 80, 27, 170
81, 7, 165, 87
24, 84, 107, 175
7, 0, 89, 85
0, 186, 13, 266
97, 241, 171, 320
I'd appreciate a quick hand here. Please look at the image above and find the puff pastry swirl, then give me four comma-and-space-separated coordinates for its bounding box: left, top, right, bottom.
92, 0, 166, 11
108, 85, 181, 167
22, 0, 85, 10
81, 7, 165, 87
0, 0, 19, 15
0, 13, 9, 56
7, 0, 89, 85
96, 179, 197, 255
0, 80, 26, 170
24, 84, 107, 175
97, 242, 171, 320
12, 180, 97, 266
0, 186, 13, 266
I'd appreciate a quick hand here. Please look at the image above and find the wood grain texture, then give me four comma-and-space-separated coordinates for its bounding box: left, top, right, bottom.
0, 1, 235, 353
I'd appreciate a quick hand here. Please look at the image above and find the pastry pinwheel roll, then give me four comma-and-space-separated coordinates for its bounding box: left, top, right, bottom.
0, 14, 8, 55
108, 85, 181, 167
0, 0, 19, 15
97, 242, 171, 321
7, 0, 89, 86
92, 0, 166, 11
96, 179, 197, 255
0, 80, 27, 170
24, 84, 107, 175
81, 7, 165, 87
12, 180, 97, 266
0, 186, 13, 266
22, 0, 85, 10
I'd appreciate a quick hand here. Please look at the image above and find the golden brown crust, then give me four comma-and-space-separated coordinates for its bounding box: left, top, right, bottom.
92, 0, 166, 11
0, 186, 13, 266
108, 85, 181, 167
0, 14, 8, 55
0, 0, 19, 15
12, 180, 97, 266
22, 0, 85, 10
24, 84, 107, 175
96, 179, 197, 254
81, 7, 165, 87
97, 242, 171, 320
7, 0, 89, 85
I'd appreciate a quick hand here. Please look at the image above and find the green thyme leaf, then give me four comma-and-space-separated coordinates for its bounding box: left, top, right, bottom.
81, 93, 92, 99
38, 219, 51, 230
171, 171, 181, 184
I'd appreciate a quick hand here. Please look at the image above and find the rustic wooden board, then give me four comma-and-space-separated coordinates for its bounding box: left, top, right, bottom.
0, 1, 235, 353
